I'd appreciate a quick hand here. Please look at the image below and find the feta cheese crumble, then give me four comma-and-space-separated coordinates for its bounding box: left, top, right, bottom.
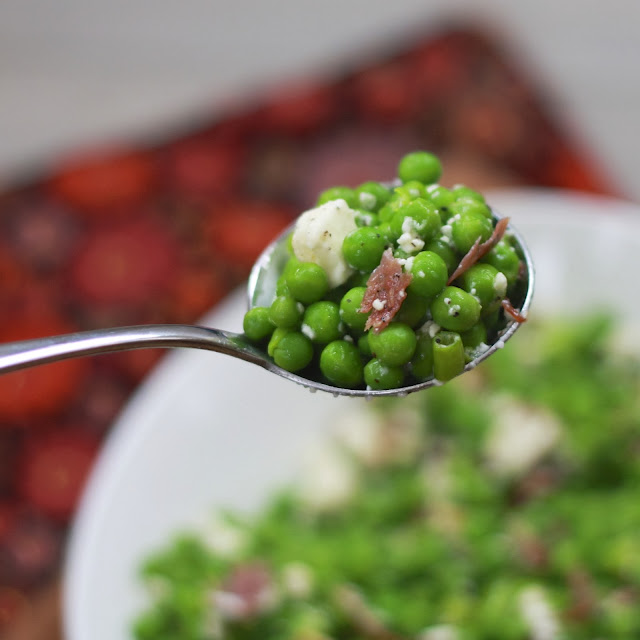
291, 198, 357, 287
494, 271, 508, 297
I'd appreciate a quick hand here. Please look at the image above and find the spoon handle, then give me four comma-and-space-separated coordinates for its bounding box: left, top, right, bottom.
0, 324, 264, 374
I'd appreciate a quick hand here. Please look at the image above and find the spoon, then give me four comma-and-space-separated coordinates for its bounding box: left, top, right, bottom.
0, 211, 533, 397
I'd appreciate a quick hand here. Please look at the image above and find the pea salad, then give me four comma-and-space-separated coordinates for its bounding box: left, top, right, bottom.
134, 313, 640, 639
243, 152, 529, 391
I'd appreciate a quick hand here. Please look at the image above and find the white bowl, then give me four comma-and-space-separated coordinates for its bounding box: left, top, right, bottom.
64, 189, 640, 640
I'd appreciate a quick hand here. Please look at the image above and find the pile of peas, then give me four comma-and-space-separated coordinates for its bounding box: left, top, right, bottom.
243, 151, 524, 390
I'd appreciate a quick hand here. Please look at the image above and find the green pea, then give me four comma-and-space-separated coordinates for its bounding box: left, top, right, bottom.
270, 330, 313, 372
377, 190, 413, 223
433, 331, 465, 381
243, 307, 275, 342
355, 181, 391, 211
460, 321, 487, 350
410, 333, 434, 381
275, 274, 290, 296
302, 301, 342, 344
452, 185, 486, 203
364, 358, 405, 390
398, 151, 442, 184
393, 290, 428, 327
394, 180, 426, 200
390, 198, 441, 244
377, 221, 398, 246
319, 340, 364, 388
449, 198, 492, 220
316, 185, 357, 209
339, 287, 369, 333
426, 184, 455, 210
285, 261, 330, 304
450, 211, 493, 254
368, 323, 417, 366
461, 321, 488, 362
459, 263, 506, 315
408, 250, 448, 299
269, 295, 304, 329
357, 333, 372, 357
354, 210, 379, 227
425, 237, 458, 273
342, 227, 386, 272
267, 327, 289, 357
483, 240, 521, 287
431, 286, 481, 332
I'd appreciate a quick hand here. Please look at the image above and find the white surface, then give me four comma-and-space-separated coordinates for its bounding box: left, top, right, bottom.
1, 1, 639, 200
64, 188, 640, 640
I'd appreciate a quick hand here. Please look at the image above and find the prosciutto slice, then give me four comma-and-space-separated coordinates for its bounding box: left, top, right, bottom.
360, 249, 412, 333
447, 216, 510, 285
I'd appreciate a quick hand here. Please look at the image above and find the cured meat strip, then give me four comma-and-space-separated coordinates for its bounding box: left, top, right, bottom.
447, 216, 510, 285
502, 297, 527, 323
360, 249, 412, 333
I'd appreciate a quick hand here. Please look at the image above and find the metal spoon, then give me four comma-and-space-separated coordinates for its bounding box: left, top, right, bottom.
0, 211, 533, 397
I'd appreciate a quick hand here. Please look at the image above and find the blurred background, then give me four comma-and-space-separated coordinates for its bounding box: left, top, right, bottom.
0, 0, 638, 638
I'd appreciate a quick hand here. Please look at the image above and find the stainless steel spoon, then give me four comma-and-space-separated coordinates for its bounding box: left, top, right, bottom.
0, 211, 533, 397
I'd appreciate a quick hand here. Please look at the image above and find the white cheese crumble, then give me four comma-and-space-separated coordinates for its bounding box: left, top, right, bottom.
404, 256, 415, 272
397, 216, 426, 254
301, 324, 316, 340
448, 304, 461, 317
441, 224, 453, 238
358, 191, 377, 210
398, 232, 425, 254
419, 320, 441, 338
494, 271, 508, 297
372, 298, 386, 311
425, 183, 440, 194
291, 198, 357, 287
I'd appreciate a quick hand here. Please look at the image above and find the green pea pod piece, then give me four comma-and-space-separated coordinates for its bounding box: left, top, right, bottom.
433, 331, 465, 382
411, 333, 434, 381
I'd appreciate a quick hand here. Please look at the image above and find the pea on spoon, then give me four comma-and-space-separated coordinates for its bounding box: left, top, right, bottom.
0, 211, 533, 398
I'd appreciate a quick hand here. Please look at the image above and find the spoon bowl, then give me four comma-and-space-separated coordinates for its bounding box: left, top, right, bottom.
0, 211, 533, 397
